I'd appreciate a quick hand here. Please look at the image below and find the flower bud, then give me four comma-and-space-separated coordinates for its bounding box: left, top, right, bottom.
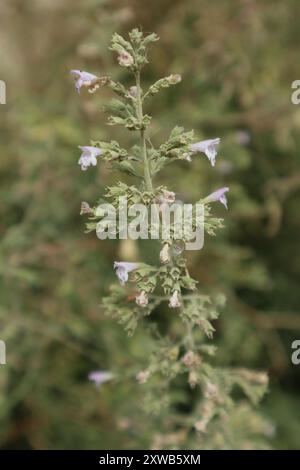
167, 74, 181, 85
182, 351, 201, 368
169, 290, 181, 308
159, 243, 170, 264
80, 201, 93, 215
135, 290, 148, 307
129, 86, 138, 98
194, 418, 209, 433
118, 51, 134, 67
204, 382, 219, 399
188, 370, 198, 388
159, 189, 176, 204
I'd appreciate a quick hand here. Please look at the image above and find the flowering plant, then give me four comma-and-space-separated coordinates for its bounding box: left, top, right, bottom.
72, 29, 270, 449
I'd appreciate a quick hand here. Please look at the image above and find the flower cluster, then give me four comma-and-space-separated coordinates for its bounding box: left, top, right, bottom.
72, 29, 269, 449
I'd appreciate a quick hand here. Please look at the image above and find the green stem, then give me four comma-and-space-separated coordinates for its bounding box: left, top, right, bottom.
136, 70, 153, 192
136, 68, 194, 353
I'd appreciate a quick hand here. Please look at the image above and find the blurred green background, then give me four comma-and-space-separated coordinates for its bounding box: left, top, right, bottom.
0, 0, 300, 449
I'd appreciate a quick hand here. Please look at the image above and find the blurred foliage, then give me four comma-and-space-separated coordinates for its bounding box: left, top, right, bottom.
0, 0, 300, 449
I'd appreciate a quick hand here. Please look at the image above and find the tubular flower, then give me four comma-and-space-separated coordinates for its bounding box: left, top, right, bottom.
204, 187, 229, 209
189, 138, 220, 166
70, 70, 100, 94
113, 261, 139, 285
88, 370, 113, 388
78, 146, 102, 171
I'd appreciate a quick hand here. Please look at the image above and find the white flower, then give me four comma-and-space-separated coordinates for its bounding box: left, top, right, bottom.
159, 189, 176, 204
70, 70, 99, 94
204, 187, 229, 209
169, 290, 181, 308
156, 189, 176, 214
113, 261, 139, 285
135, 290, 148, 307
189, 138, 221, 166
78, 146, 102, 171
129, 86, 138, 98
88, 370, 113, 388
160, 243, 170, 264
80, 201, 93, 215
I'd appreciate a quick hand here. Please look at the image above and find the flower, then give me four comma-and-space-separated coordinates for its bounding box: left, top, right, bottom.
70, 70, 100, 94
204, 382, 219, 399
159, 189, 176, 204
189, 138, 221, 166
78, 146, 102, 171
135, 290, 148, 307
113, 261, 139, 285
182, 351, 201, 368
80, 201, 93, 215
156, 189, 176, 213
167, 74, 182, 85
117, 51, 134, 67
88, 370, 113, 388
204, 187, 229, 209
156, 189, 176, 214
169, 290, 181, 308
129, 86, 138, 98
188, 370, 198, 388
160, 243, 171, 264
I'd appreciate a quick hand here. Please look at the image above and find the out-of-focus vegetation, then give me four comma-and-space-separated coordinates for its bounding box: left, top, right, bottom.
0, 0, 300, 449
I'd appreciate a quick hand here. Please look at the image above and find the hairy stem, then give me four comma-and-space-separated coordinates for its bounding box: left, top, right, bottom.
136, 70, 153, 192
136, 67, 195, 355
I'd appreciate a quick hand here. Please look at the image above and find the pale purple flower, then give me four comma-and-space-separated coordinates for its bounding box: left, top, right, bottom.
114, 261, 139, 285
70, 70, 99, 94
189, 138, 221, 166
88, 370, 113, 388
169, 290, 181, 308
78, 146, 102, 171
205, 187, 229, 209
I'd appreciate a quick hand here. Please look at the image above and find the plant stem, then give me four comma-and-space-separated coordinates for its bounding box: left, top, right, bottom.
136, 70, 153, 192
136, 68, 195, 353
